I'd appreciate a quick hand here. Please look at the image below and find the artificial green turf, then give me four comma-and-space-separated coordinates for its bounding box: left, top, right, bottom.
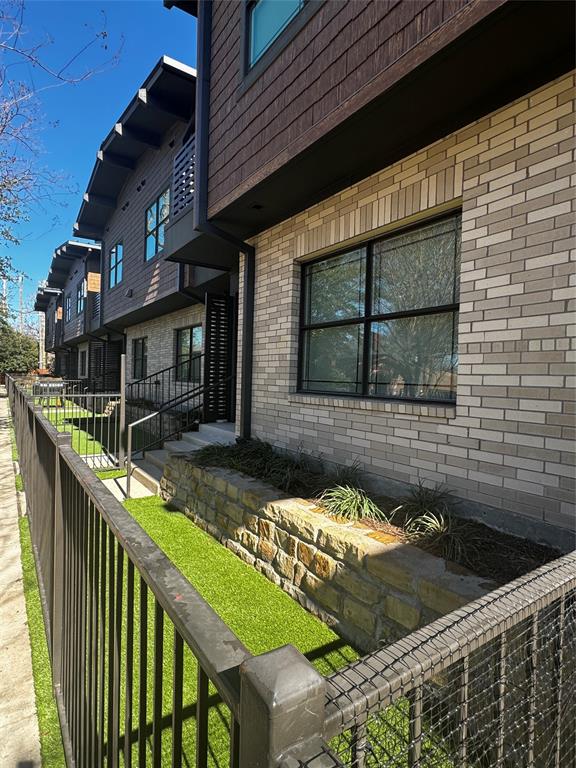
18, 517, 66, 768
7, 417, 19, 461
121, 495, 357, 766
125, 495, 358, 671
124, 497, 454, 767
95, 468, 127, 481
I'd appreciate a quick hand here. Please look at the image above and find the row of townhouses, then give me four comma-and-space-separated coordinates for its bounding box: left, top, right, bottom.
35, 0, 575, 550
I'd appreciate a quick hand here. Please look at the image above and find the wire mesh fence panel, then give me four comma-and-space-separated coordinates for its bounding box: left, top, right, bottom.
293, 555, 576, 768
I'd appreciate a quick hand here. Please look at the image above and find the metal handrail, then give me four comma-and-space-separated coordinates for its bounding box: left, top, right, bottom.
125, 373, 232, 498
127, 352, 204, 390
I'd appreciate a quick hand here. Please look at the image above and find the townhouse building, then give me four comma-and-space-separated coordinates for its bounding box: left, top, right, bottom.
33, 239, 119, 387
37, 57, 237, 423
164, 0, 575, 549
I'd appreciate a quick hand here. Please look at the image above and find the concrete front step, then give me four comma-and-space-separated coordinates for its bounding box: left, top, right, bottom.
136, 423, 238, 491
131, 459, 163, 494
180, 432, 217, 450
198, 422, 236, 444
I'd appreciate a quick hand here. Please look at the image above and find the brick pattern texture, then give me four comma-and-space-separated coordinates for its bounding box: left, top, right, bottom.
240, 72, 576, 541
125, 304, 205, 383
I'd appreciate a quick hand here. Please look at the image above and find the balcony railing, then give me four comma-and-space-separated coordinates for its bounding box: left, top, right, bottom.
172, 134, 195, 220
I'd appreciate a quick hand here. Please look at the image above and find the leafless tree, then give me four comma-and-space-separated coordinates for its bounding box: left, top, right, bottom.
0, 0, 123, 278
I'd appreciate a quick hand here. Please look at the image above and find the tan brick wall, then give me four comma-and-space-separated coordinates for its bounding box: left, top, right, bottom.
240, 72, 576, 545
125, 304, 204, 383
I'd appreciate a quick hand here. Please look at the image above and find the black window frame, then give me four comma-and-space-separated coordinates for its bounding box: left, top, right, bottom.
108, 242, 123, 289
79, 350, 87, 378
175, 325, 203, 383
144, 187, 170, 262
76, 279, 86, 315
240, 0, 322, 91
298, 213, 462, 405
65, 294, 72, 323
132, 337, 148, 380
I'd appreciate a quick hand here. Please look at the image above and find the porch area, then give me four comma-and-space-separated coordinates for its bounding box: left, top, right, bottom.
6, 374, 576, 767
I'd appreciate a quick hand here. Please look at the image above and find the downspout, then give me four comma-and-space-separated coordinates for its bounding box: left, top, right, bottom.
193, 0, 255, 439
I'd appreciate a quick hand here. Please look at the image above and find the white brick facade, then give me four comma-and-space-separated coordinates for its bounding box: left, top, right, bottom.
239, 72, 576, 547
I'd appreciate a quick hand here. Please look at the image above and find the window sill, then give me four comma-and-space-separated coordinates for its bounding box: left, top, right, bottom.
288, 392, 457, 419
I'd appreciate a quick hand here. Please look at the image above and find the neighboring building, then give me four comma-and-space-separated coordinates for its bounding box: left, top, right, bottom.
34, 240, 114, 386
165, 0, 575, 548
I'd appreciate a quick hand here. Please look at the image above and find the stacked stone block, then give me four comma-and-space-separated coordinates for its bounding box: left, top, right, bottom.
161, 456, 490, 652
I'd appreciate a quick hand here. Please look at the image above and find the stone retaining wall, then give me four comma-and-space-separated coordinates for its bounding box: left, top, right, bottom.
161, 456, 494, 651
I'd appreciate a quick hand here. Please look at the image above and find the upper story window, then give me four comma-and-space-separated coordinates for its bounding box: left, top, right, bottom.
76, 279, 86, 315
145, 188, 170, 261
65, 295, 72, 323
248, 0, 304, 66
109, 243, 123, 288
299, 214, 462, 403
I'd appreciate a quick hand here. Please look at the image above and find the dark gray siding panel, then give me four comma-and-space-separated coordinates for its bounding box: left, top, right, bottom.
101, 124, 187, 327
206, 0, 474, 214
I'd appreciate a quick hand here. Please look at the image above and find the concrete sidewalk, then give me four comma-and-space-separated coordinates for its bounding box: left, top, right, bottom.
0, 391, 41, 767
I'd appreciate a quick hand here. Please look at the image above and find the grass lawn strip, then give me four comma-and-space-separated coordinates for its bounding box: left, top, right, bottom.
18, 517, 66, 768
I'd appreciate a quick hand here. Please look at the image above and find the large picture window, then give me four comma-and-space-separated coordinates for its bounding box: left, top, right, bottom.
145, 188, 170, 261
132, 337, 147, 380
109, 243, 123, 288
175, 325, 202, 383
247, 0, 304, 66
299, 215, 461, 403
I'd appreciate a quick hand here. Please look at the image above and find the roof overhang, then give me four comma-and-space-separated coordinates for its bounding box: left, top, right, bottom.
206, 0, 575, 241
34, 287, 61, 312
74, 56, 196, 239
45, 240, 101, 289
164, 1, 197, 17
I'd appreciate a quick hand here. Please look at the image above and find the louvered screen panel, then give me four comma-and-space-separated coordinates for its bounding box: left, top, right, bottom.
88, 339, 122, 393
203, 294, 233, 423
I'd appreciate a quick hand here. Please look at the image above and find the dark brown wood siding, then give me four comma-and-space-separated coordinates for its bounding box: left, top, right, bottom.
62, 261, 87, 344
207, 0, 474, 215
101, 123, 187, 327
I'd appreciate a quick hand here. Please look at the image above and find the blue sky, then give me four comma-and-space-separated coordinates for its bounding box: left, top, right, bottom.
6, 0, 196, 313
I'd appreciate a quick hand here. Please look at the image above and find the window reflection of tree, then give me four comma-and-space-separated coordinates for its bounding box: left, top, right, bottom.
301, 216, 461, 401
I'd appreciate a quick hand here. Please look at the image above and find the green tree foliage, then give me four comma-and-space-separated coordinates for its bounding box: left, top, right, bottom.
0, 313, 38, 373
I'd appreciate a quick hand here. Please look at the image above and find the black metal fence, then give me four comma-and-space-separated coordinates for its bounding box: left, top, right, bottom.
33, 392, 123, 470
7, 375, 576, 768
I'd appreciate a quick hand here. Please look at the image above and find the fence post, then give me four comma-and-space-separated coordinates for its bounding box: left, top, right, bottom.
119, 353, 126, 466
238, 645, 326, 767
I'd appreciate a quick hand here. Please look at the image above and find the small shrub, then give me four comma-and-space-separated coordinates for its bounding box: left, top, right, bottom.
327, 459, 363, 489
403, 510, 471, 563
390, 481, 452, 520
319, 485, 385, 522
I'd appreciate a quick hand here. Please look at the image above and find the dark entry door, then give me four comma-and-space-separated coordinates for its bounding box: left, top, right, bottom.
203, 294, 236, 422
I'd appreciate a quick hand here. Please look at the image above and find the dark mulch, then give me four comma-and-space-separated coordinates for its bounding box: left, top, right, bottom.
192, 439, 564, 587
363, 513, 562, 585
